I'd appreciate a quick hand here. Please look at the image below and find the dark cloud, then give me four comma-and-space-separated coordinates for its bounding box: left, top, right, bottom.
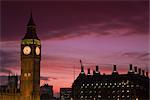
0, 76, 9, 85
0, 43, 20, 75
0, 49, 19, 70
1, 1, 148, 41
122, 52, 150, 61
40, 76, 57, 81
0, 68, 13, 74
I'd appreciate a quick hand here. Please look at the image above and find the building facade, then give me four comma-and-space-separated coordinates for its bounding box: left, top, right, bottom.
72, 60, 149, 100
60, 88, 72, 100
0, 14, 41, 100
40, 84, 54, 100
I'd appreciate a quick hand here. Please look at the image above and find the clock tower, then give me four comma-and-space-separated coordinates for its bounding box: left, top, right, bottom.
21, 13, 41, 100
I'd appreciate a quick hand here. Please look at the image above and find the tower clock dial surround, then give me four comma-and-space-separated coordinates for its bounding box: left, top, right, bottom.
35, 46, 40, 55
23, 46, 31, 55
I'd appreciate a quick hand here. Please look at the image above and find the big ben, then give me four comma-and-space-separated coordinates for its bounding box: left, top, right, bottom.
21, 13, 41, 100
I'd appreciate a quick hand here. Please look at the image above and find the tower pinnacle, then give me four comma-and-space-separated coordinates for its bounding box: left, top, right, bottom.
80, 60, 85, 74
27, 12, 36, 26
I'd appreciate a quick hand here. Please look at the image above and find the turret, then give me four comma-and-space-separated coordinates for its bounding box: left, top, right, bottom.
112, 65, 118, 74
93, 66, 100, 75
95, 66, 100, 74
142, 70, 145, 76
128, 64, 134, 74
146, 71, 149, 77
87, 68, 91, 75
80, 60, 85, 74
134, 66, 138, 74
138, 68, 141, 75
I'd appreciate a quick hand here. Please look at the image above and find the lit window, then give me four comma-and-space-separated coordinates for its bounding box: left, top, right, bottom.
87, 84, 89, 86
85, 86, 87, 88
117, 85, 119, 87
90, 96, 92, 98
119, 83, 121, 85
81, 96, 83, 98
122, 85, 124, 87
127, 90, 129, 92
81, 86, 83, 88
89, 91, 92, 93
114, 83, 116, 85
94, 86, 96, 89
81, 91, 83, 93
105, 83, 107, 85
127, 85, 129, 87
108, 86, 110, 88
122, 90, 124, 92
113, 96, 115, 98
96, 83, 98, 86
98, 86, 101, 88
98, 95, 101, 98
110, 83, 112, 85
136, 98, 138, 100
122, 95, 124, 98
24, 73, 27, 77
127, 95, 129, 98
85, 96, 87, 98
101, 83, 102, 85
126, 80, 129, 84
131, 85, 134, 87
83, 84, 85, 86
91, 84, 93, 86
28, 73, 31, 76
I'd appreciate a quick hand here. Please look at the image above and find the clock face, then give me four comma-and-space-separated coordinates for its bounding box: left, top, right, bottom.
23, 46, 31, 55
35, 47, 40, 55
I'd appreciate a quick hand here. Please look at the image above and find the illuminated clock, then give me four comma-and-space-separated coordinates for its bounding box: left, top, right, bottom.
23, 46, 31, 55
35, 46, 40, 55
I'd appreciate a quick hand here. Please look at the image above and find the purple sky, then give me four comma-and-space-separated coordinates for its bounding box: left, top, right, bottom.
0, 0, 149, 95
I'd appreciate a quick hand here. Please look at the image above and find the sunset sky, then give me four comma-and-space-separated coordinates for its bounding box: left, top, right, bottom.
0, 0, 149, 96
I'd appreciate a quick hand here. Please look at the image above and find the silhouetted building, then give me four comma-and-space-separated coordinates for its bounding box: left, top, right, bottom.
0, 13, 41, 100
0, 75, 19, 93
40, 84, 54, 100
72, 60, 149, 100
60, 88, 72, 100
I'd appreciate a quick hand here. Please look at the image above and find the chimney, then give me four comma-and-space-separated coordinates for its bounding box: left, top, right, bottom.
95, 66, 99, 73
134, 66, 138, 74
142, 70, 145, 76
93, 70, 95, 74
112, 65, 118, 75
113, 65, 117, 72
129, 64, 133, 72
87, 68, 91, 75
146, 72, 149, 77
138, 68, 141, 75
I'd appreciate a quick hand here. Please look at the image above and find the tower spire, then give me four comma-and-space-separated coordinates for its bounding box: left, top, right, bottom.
80, 60, 85, 74
23, 13, 38, 39
27, 12, 36, 26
